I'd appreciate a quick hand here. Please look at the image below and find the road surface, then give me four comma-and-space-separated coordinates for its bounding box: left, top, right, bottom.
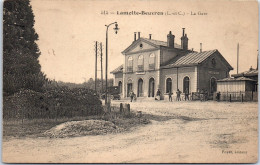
2, 100, 258, 163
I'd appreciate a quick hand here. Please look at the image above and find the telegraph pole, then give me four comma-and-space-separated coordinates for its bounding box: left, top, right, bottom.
100, 42, 103, 93
237, 43, 239, 74
95, 41, 97, 92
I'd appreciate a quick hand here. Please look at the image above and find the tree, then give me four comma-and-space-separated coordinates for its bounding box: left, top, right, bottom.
3, 0, 46, 95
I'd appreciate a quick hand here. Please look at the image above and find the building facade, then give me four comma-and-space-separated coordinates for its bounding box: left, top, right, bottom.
111, 29, 233, 99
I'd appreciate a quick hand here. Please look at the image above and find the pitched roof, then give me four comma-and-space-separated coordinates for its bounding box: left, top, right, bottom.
122, 37, 182, 54
162, 49, 218, 68
110, 64, 123, 74
217, 77, 257, 82
141, 38, 182, 49
232, 68, 258, 78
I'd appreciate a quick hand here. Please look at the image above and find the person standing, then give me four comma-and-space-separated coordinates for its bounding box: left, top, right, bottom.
168, 91, 173, 102
130, 90, 134, 102
176, 89, 181, 101
200, 89, 204, 101
155, 89, 161, 100
185, 88, 189, 101
216, 92, 221, 102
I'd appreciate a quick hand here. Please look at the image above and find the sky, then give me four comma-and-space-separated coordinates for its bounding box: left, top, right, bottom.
30, 0, 258, 83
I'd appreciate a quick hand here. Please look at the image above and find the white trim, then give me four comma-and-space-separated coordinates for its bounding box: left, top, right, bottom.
195, 66, 198, 92
127, 78, 133, 83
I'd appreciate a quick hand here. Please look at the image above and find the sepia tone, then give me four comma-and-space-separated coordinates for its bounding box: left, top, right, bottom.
2, 0, 258, 163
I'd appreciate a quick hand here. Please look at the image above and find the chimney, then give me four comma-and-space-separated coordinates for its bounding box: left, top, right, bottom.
138, 32, 140, 39
192, 48, 194, 52
134, 32, 136, 41
149, 34, 152, 40
167, 31, 175, 48
200, 43, 202, 52
181, 28, 188, 50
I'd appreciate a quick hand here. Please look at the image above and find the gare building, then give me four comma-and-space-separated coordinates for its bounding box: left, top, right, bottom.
111, 29, 233, 99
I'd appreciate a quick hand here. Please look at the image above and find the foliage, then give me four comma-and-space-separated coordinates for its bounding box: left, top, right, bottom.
82, 78, 114, 93
3, 0, 46, 95
3, 88, 103, 120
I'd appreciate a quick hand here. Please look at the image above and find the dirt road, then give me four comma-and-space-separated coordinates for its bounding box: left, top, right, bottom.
2, 101, 258, 163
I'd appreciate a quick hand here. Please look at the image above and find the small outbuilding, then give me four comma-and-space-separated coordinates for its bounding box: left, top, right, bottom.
216, 75, 257, 101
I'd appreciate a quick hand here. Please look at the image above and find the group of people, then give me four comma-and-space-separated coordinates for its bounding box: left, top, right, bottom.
198, 89, 208, 101
167, 88, 190, 102
154, 88, 189, 102
128, 88, 220, 102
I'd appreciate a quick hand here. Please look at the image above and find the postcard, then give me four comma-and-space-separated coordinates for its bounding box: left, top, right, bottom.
2, 0, 258, 163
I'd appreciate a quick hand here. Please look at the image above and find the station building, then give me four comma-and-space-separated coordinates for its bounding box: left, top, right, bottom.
111, 29, 233, 99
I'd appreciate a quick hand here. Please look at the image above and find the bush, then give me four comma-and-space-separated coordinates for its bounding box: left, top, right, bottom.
3, 87, 103, 120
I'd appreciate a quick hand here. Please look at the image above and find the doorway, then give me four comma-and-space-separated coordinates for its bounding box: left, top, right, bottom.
149, 78, 155, 97
127, 83, 132, 97
137, 78, 143, 97
183, 76, 190, 93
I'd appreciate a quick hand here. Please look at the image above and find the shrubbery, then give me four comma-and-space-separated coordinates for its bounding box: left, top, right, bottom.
3, 87, 103, 120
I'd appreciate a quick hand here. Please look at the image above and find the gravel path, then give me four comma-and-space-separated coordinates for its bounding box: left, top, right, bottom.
2, 101, 258, 163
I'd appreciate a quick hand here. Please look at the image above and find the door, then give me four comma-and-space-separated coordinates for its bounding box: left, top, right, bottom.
137, 79, 143, 97
183, 76, 190, 93
149, 78, 155, 97
127, 83, 132, 97
210, 77, 217, 94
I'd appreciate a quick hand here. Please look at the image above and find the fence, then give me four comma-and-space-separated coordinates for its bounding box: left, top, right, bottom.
213, 91, 258, 102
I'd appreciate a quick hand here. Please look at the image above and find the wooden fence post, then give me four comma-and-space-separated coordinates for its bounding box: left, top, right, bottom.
120, 103, 123, 113
229, 94, 231, 102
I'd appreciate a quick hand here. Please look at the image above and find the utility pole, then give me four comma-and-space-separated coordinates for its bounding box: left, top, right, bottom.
100, 42, 103, 93
257, 50, 259, 70
237, 43, 239, 74
95, 41, 97, 92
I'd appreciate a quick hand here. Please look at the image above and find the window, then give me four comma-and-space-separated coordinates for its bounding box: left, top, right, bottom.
211, 58, 216, 67
166, 78, 172, 93
138, 55, 144, 71
149, 53, 155, 70
118, 81, 122, 94
127, 56, 133, 72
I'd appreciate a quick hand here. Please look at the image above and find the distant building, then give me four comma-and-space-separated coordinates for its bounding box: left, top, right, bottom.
111, 29, 233, 99
217, 67, 258, 101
